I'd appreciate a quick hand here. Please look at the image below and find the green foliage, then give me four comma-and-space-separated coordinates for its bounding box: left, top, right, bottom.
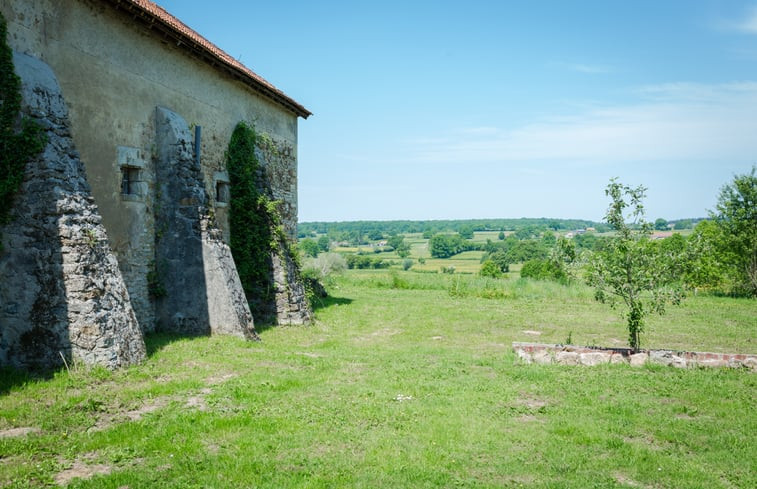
587, 179, 683, 351
387, 234, 410, 257
299, 238, 319, 258
429, 233, 474, 258
711, 165, 757, 297
0, 13, 46, 235
684, 220, 728, 292
654, 218, 669, 230
520, 259, 565, 282
298, 217, 608, 238
316, 235, 331, 253
402, 258, 413, 271
673, 218, 693, 230
520, 237, 576, 284
481, 235, 548, 264
458, 224, 474, 239
479, 259, 502, 278
480, 249, 510, 273
226, 121, 290, 317
345, 254, 389, 269
497, 231, 505, 240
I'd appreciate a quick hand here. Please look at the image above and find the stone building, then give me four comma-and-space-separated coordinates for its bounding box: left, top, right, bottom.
0, 0, 312, 370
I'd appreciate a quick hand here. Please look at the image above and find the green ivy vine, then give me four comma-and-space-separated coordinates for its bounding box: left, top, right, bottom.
0, 12, 46, 239
226, 121, 288, 319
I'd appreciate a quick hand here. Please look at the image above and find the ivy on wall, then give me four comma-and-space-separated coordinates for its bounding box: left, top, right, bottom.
0, 12, 46, 232
226, 121, 288, 320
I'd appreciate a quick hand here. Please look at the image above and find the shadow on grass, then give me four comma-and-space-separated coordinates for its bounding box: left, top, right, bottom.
143, 331, 196, 357
0, 367, 55, 395
1, 296, 356, 393
311, 295, 353, 312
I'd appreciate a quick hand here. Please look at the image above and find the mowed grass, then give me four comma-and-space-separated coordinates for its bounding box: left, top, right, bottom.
1, 271, 755, 488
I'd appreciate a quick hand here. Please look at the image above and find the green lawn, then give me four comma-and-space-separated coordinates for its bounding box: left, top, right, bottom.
1, 271, 755, 488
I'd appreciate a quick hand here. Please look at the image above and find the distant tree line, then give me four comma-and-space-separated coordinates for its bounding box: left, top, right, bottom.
297, 218, 612, 243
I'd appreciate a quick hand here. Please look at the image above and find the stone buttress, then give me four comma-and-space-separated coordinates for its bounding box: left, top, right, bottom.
0, 53, 146, 369
154, 107, 257, 340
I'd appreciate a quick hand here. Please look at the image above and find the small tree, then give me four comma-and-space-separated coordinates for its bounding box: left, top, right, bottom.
479, 259, 503, 278
299, 238, 319, 258
317, 235, 330, 253
711, 165, 757, 297
587, 179, 683, 351
654, 218, 668, 231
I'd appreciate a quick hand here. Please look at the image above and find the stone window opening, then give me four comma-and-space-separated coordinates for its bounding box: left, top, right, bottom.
216, 181, 230, 205
121, 166, 141, 195
214, 171, 230, 207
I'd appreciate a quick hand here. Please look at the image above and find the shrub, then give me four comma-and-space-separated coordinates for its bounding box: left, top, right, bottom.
299, 238, 319, 258
479, 260, 502, 278
520, 259, 566, 282
303, 252, 347, 280
402, 259, 413, 271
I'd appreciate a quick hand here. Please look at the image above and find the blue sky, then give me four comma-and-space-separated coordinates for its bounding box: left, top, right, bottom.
158, 0, 757, 222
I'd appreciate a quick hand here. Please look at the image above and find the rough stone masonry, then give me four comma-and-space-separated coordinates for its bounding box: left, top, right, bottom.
1, 0, 314, 371
0, 53, 146, 369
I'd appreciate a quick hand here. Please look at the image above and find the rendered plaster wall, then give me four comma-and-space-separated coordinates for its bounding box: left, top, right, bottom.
1, 0, 301, 330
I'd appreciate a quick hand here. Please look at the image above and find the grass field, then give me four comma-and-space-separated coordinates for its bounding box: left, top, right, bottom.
1, 271, 755, 488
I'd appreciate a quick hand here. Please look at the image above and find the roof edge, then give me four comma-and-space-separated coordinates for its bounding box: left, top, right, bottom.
104, 0, 311, 119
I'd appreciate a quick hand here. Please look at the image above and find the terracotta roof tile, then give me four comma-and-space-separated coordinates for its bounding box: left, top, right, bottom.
104, 0, 310, 118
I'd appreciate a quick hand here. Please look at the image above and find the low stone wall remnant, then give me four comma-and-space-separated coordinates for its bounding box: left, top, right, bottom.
513, 342, 757, 371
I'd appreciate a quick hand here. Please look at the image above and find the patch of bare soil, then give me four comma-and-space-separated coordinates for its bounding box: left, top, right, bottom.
0, 427, 40, 438
88, 397, 172, 432
505, 394, 550, 419
514, 396, 548, 411
204, 372, 237, 385
185, 388, 212, 411
54, 459, 111, 486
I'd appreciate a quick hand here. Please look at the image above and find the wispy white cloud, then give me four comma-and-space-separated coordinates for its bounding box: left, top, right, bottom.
719, 5, 757, 33
402, 82, 757, 166
563, 63, 612, 74
738, 6, 757, 32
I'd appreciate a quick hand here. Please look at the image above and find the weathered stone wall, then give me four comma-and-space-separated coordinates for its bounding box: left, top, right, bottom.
0, 52, 145, 369
271, 244, 313, 326
153, 106, 257, 339
513, 342, 757, 370
1, 0, 302, 331
256, 141, 300, 239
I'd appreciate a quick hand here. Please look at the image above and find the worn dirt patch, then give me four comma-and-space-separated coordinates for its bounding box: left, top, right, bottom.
54, 460, 111, 486
0, 427, 41, 438
88, 397, 171, 432
514, 396, 548, 410
204, 372, 237, 385
185, 395, 209, 411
